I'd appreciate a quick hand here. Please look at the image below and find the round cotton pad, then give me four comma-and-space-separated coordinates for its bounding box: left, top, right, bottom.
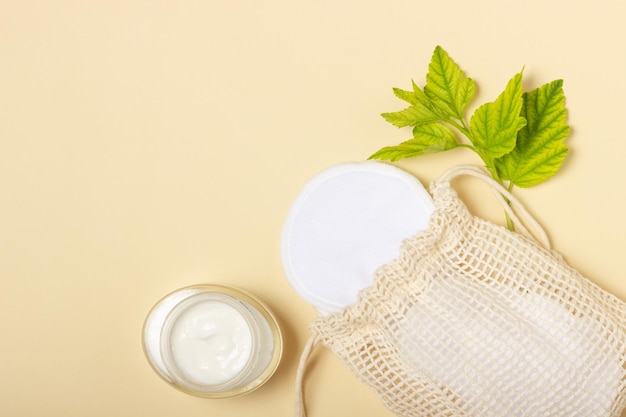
281, 161, 435, 315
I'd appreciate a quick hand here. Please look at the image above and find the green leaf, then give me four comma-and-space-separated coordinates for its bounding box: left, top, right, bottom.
392, 87, 418, 105
369, 122, 457, 161
383, 80, 442, 128
392, 86, 421, 105
381, 102, 441, 128
412, 80, 437, 109
495, 80, 569, 187
392, 81, 438, 108
469, 71, 526, 158
424, 46, 476, 120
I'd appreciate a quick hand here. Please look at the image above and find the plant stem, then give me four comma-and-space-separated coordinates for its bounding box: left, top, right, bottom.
504, 182, 515, 231
456, 143, 476, 151
447, 118, 472, 139
449, 116, 518, 232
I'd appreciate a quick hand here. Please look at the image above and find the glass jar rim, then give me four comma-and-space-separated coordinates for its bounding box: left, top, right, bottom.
142, 284, 283, 398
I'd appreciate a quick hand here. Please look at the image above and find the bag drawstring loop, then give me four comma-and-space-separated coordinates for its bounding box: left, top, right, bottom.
436, 165, 551, 250
294, 333, 321, 417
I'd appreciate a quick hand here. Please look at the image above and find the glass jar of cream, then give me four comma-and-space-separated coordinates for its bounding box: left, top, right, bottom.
142, 284, 283, 398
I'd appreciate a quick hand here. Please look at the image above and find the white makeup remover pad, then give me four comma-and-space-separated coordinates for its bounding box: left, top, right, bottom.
281, 161, 435, 315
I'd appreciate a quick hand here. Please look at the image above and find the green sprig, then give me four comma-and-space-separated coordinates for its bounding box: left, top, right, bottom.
370, 46, 570, 229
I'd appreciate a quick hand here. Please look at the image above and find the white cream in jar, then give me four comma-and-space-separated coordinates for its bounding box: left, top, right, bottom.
142, 284, 282, 398
169, 299, 253, 386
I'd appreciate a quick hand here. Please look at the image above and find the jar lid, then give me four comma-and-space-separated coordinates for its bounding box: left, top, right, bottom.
281, 161, 435, 315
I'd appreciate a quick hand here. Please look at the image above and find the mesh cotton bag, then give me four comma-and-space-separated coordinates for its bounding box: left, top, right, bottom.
292, 165, 626, 417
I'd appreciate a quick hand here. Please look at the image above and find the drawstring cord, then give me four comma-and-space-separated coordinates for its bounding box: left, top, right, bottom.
436, 165, 551, 250
294, 333, 321, 417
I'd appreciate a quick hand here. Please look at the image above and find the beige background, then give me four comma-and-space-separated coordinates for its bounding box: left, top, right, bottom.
2, 1, 626, 416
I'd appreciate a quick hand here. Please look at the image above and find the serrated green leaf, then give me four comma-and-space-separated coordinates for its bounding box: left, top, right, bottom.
412, 80, 436, 109
495, 80, 569, 187
381, 102, 440, 128
469, 71, 526, 158
424, 46, 476, 120
369, 122, 457, 161
392, 87, 419, 105
412, 122, 457, 148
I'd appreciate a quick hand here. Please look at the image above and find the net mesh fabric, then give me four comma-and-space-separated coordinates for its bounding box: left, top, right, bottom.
304, 167, 626, 417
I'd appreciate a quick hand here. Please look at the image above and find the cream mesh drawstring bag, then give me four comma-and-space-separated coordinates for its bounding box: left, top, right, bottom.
289, 164, 626, 417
